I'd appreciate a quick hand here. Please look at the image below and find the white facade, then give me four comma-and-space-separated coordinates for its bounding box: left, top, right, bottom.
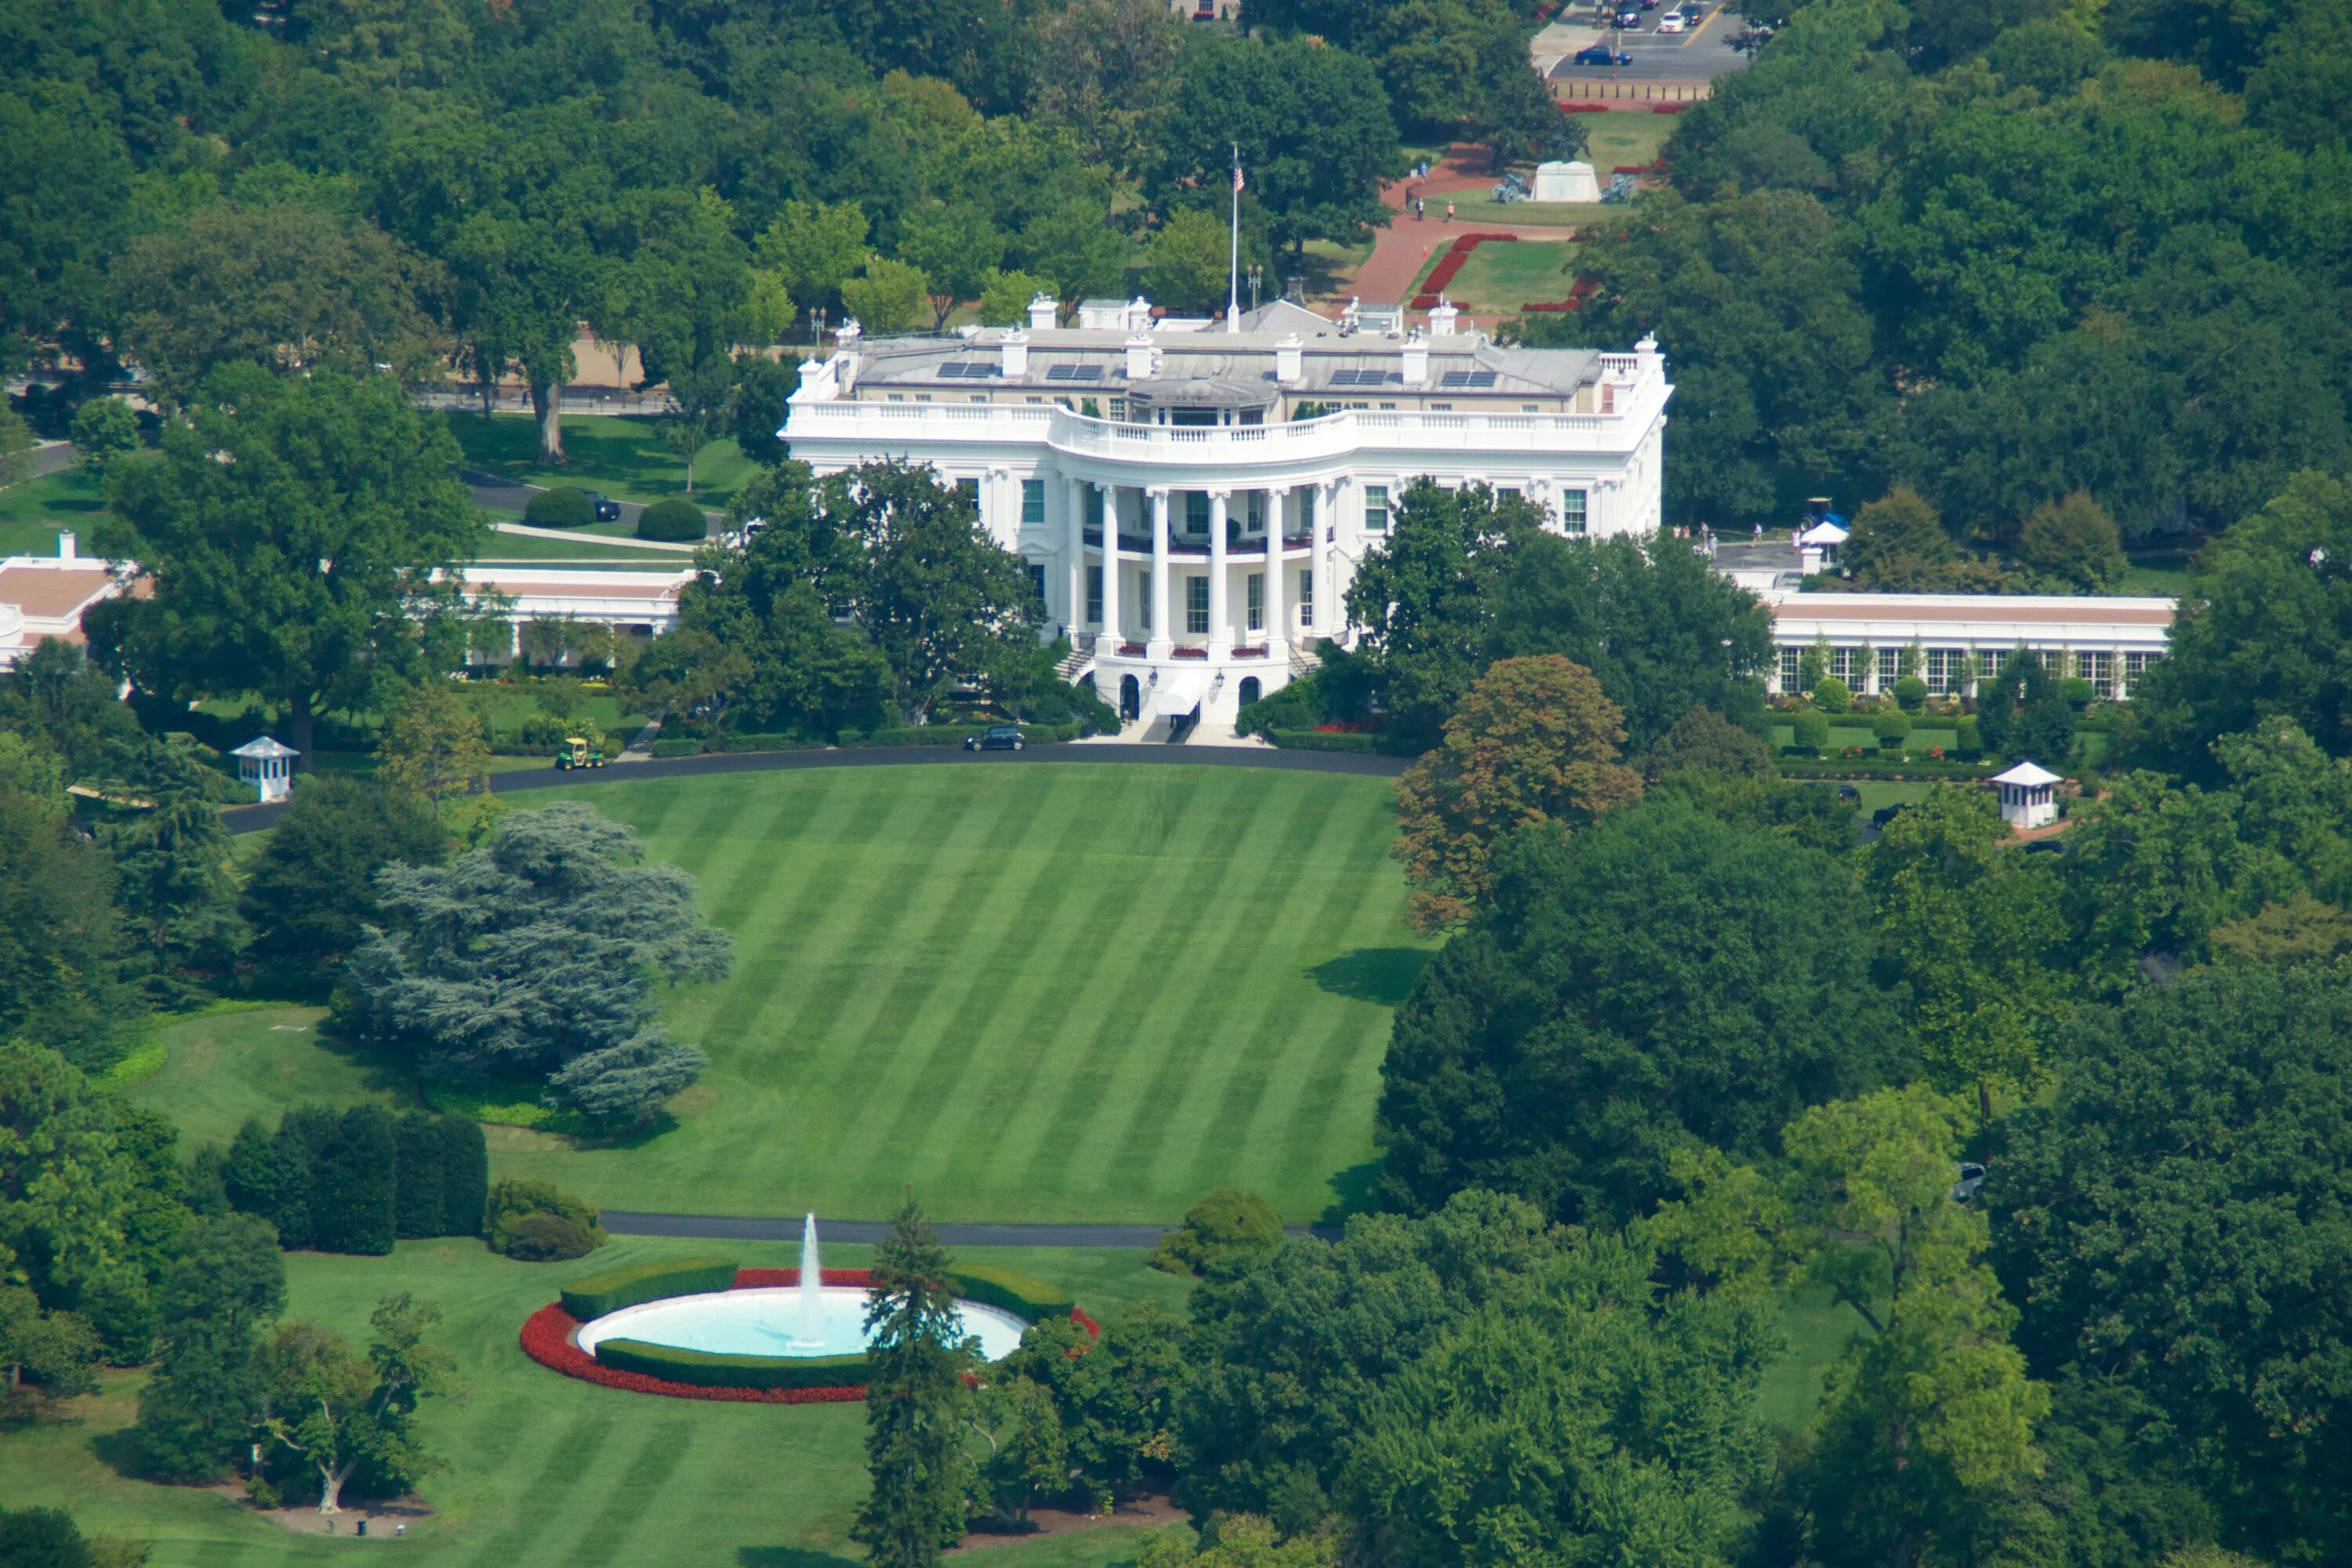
1762, 592, 2173, 703
0, 538, 137, 669
1992, 761, 2062, 829
783, 297, 1671, 728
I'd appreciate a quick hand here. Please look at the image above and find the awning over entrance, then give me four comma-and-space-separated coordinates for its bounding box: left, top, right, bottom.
1152, 668, 1210, 717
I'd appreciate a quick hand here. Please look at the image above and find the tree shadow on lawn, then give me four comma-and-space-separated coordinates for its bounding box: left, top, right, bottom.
1306, 948, 1433, 1008
1319, 1161, 1385, 1229
737, 1549, 862, 1567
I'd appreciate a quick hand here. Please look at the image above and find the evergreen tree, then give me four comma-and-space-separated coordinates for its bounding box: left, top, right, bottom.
437, 1117, 487, 1237
310, 1107, 396, 1255
855, 1198, 978, 1568
135, 1213, 285, 1483
266, 1106, 339, 1250
1976, 650, 2076, 765
103, 739, 247, 1006
392, 1113, 446, 1240
240, 774, 445, 997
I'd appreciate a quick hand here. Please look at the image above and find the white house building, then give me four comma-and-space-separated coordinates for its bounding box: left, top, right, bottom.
782, 295, 1673, 728
0, 535, 140, 669
1761, 592, 2174, 702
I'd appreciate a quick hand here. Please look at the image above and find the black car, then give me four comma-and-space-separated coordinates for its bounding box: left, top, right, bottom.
585, 490, 622, 523
1612, 7, 1642, 26
964, 725, 1026, 752
1573, 42, 1634, 64
1951, 1162, 1987, 1204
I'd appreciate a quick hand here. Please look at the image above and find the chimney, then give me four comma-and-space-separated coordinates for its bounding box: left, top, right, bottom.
1124, 333, 1154, 381
1126, 296, 1152, 333
1400, 329, 1428, 387
1275, 333, 1303, 385
1028, 292, 1058, 332
1001, 328, 1029, 378
57, 530, 76, 561
1428, 299, 1460, 337
834, 318, 862, 394
1635, 329, 1664, 378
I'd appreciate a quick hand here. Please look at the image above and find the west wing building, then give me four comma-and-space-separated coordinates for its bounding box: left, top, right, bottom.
782, 296, 1672, 728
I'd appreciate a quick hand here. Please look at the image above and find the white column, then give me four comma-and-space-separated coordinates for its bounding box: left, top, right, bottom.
1263, 486, 1287, 657
1065, 475, 1086, 644
1208, 488, 1231, 654
1148, 488, 1172, 659
1098, 483, 1120, 648
1310, 482, 1334, 640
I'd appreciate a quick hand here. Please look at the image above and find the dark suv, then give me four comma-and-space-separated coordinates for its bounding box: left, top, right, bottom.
584, 491, 623, 522
964, 725, 1027, 752
1574, 42, 1633, 64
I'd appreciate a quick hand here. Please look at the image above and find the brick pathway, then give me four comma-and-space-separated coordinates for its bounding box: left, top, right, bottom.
1344, 144, 1586, 308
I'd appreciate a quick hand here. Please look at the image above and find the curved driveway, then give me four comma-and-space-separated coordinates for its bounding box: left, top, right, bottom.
223, 741, 1405, 834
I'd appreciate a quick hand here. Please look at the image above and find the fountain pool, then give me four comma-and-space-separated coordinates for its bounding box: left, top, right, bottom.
574, 1285, 1029, 1361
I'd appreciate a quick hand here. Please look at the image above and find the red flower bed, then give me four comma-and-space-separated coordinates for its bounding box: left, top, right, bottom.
1412, 232, 1518, 310
521, 1269, 1096, 1405
1557, 100, 1611, 114
1653, 102, 1690, 114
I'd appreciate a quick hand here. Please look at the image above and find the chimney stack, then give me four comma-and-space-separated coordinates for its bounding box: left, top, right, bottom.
1001, 329, 1029, 378
57, 531, 76, 561
1275, 333, 1303, 386
1124, 333, 1154, 381
1028, 293, 1058, 332
1428, 299, 1460, 337
1400, 329, 1428, 387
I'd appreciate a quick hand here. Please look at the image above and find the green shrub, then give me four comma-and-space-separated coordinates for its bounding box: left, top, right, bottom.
523, 487, 597, 529
1151, 1189, 1283, 1277
1267, 729, 1381, 753
1814, 676, 1853, 713
504, 1211, 599, 1261
649, 737, 705, 758
593, 1338, 869, 1390
1791, 710, 1831, 753
1955, 714, 1983, 756
946, 1265, 1075, 1319
1871, 711, 1911, 749
488, 1178, 608, 1261
561, 1257, 736, 1319
719, 732, 824, 753
637, 498, 706, 542
1774, 757, 2000, 781
2057, 676, 2095, 709
1893, 675, 1928, 711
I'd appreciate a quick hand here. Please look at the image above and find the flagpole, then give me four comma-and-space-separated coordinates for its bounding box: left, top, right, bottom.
1227, 143, 1242, 334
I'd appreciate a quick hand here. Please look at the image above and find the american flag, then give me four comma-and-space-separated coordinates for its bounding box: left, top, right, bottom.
1233, 162, 1245, 193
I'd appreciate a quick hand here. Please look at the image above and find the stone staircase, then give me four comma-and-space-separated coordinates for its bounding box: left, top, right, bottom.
1289, 641, 1323, 681
1054, 644, 1094, 682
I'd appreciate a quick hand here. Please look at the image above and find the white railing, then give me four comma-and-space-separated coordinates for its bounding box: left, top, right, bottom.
785, 396, 1663, 464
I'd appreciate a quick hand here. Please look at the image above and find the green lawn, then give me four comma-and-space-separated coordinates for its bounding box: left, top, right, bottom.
474, 527, 697, 563
0, 1235, 1185, 1568
172, 765, 1417, 1225
441, 412, 754, 512
1440, 241, 1577, 312
1770, 724, 1962, 750
0, 459, 113, 555
1760, 1282, 1857, 1432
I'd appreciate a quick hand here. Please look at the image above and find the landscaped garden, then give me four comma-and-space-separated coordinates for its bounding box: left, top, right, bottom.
439, 411, 755, 511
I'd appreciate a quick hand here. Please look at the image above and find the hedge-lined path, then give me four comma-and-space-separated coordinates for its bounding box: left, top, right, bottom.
601, 1210, 1343, 1246
223, 746, 1409, 833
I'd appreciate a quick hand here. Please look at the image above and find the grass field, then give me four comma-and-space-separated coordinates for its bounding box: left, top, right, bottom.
0, 459, 112, 555
441, 412, 755, 512
0, 1234, 1188, 1568
1441, 241, 1577, 313
187, 765, 1421, 1225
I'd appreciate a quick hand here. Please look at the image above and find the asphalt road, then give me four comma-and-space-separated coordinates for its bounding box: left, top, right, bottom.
462, 467, 721, 539
1545, 0, 1755, 82
221, 742, 1407, 834
601, 1210, 1344, 1247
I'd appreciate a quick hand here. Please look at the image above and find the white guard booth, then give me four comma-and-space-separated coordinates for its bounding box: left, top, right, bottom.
1797, 519, 1849, 576
1991, 760, 2060, 831
230, 735, 299, 803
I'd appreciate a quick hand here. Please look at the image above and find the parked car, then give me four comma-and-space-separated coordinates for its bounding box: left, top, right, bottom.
964, 725, 1027, 752
1657, 11, 1687, 30
1951, 1162, 1987, 1204
1612, 6, 1642, 26
584, 490, 622, 522
1573, 42, 1634, 64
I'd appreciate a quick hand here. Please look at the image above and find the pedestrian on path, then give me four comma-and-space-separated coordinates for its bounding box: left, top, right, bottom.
1415, 197, 1425, 220
1445, 201, 1455, 223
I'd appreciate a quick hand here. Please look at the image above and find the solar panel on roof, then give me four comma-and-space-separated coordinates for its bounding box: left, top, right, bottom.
1331, 368, 1396, 387
1438, 369, 1499, 388
936, 361, 994, 379
1044, 364, 1106, 382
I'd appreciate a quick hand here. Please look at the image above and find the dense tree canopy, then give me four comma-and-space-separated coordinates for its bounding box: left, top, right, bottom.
1377, 798, 1909, 1224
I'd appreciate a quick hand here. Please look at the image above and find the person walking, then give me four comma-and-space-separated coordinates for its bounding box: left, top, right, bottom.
1415, 197, 1425, 220
1445, 200, 1455, 223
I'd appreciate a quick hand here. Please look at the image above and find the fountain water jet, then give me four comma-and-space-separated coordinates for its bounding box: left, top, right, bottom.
794, 1212, 824, 1348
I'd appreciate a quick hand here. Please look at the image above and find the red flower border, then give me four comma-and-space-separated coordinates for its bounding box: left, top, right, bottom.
521, 1267, 1096, 1404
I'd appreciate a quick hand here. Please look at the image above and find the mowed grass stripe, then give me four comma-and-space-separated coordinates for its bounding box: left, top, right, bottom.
863, 770, 1098, 1188
521, 766, 1410, 1221
1103, 777, 1338, 1200
556, 1419, 698, 1568
1143, 782, 1384, 1210
1012, 775, 1291, 1209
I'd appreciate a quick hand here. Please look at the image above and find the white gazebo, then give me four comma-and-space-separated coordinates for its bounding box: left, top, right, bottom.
1991, 760, 2061, 831
230, 735, 298, 803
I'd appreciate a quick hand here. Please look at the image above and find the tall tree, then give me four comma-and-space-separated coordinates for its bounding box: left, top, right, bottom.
0, 734, 129, 1069
376, 680, 491, 807
256, 1293, 454, 1514
855, 1198, 978, 1568
1976, 649, 2076, 766
90, 365, 483, 761
103, 739, 247, 1007
337, 804, 731, 1125
239, 774, 447, 996
135, 1212, 285, 1483
1390, 654, 1642, 931
1341, 481, 1528, 753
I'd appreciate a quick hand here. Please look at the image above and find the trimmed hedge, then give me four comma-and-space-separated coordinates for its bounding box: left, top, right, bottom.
561, 1257, 737, 1319
637, 498, 707, 542
523, 487, 597, 529
649, 737, 705, 758
947, 1265, 1076, 1319
594, 1338, 869, 1391
1266, 729, 1383, 753
719, 732, 827, 753
1776, 758, 2002, 782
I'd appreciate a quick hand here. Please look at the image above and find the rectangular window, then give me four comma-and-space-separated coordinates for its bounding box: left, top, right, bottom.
1363, 485, 1390, 535
1108, 397, 1127, 421
1086, 487, 1105, 528
1087, 566, 1103, 623
1246, 492, 1264, 531
1027, 564, 1046, 608
914, 394, 933, 403
2122, 650, 2157, 696
1298, 568, 1313, 624
1828, 647, 1859, 684
887, 394, 905, 402
1140, 579, 1151, 632
1878, 646, 1905, 686
1926, 647, 1965, 695
2078, 650, 2114, 699
1186, 576, 1210, 635
1021, 479, 1045, 526
1185, 492, 1210, 536
1560, 490, 1588, 535
969, 394, 986, 404
1776, 647, 1802, 691
1247, 572, 1264, 633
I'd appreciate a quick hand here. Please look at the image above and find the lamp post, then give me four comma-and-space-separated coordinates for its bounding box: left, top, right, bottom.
1247, 266, 1262, 314
811, 306, 828, 349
